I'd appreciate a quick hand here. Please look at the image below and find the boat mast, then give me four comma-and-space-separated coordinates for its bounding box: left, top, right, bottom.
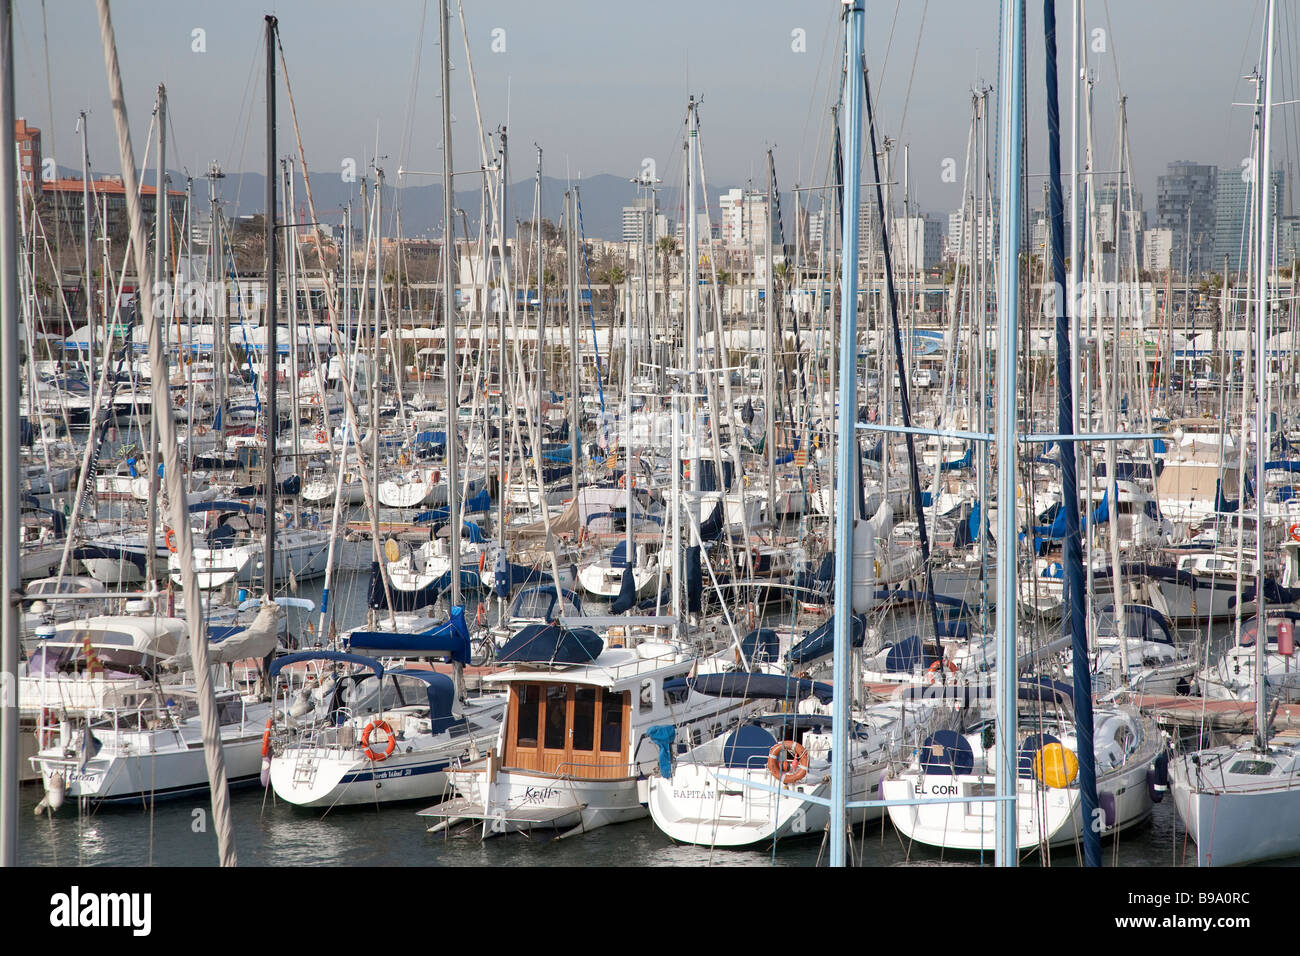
765, 150, 777, 526
264, 13, 278, 601
80, 110, 95, 383
994, 0, 1025, 867
0, 0, 20, 867
439, 0, 461, 610
535, 144, 545, 414
146, 84, 165, 594
830, 0, 864, 869
95, 0, 238, 865
1044, 0, 1098, 867
1255, 0, 1276, 751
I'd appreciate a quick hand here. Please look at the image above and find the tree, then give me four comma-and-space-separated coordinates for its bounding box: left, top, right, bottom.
656, 235, 679, 321
716, 270, 732, 315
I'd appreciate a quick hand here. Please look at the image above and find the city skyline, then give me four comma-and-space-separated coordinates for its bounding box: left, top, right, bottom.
11, 1, 1293, 235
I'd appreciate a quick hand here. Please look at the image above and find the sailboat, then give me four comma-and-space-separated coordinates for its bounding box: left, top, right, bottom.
1169, 1, 1300, 864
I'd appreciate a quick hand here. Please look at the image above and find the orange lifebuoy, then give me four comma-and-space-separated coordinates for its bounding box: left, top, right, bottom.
927, 659, 959, 684
619, 473, 635, 489
1290, 523, 1300, 543
361, 719, 396, 761
260, 715, 273, 758
164, 528, 178, 553
315, 429, 327, 443
174, 391, 185, 407
767, 740, 808, 784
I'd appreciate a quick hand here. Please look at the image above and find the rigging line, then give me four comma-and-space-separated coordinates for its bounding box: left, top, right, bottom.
873, 0, 903, 103
892, 0, 929, 149
223, 34, 263, 218
39, 0, 63, 267
396, 0, 430, 175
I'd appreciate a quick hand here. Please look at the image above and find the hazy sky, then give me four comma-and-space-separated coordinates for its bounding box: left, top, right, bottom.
12, 1, 1295, 219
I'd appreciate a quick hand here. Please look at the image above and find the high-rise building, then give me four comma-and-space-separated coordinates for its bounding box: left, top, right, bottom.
719, 187, 770, 251
1143, 228, 1175, 272
1155, 161, 1216, 274
892, 216, 943, 272
621, 199, 649, 244
945, 198, 996, 264
1213, 166, 1284, 274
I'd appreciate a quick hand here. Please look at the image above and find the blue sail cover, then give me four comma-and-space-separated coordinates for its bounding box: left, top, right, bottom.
346, 606, 471, 662
688, 672, 834, 703
786, 613, 868, 665
884, 635, 936, 672
497, 622, 603, 664
739, 628, 780, 664
609, 566, 637, 614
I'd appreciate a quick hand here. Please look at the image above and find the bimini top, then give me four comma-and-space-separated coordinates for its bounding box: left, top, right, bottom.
269, 650, 384, 681
497, 621, 603, 665
347, 606, 471, 663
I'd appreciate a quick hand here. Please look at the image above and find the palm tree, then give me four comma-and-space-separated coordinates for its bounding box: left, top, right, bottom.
716, 270, 732, 316
656, 235, 679, 320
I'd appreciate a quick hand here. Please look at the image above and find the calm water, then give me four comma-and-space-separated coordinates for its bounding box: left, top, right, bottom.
18, 774, 1196, 868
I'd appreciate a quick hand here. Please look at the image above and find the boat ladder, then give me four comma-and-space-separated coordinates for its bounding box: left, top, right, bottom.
291, 734, 322, 787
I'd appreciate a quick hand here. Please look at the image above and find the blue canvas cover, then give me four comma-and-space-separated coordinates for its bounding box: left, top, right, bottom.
721, 724, 778, 770
496, 622, 603, 664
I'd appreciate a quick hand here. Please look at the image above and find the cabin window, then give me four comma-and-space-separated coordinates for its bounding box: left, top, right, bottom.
572, 687, 597, 751
600, 689, 625, 753
516, 685, 541, 748
544, 685, 568, 750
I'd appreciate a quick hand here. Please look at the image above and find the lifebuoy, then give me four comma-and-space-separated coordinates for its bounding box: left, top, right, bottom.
164, 528, 178, 553
767, 740, 808, 784
315, 429, 327, 443
361, 720, 396, 761
1289, 523, 1300, 543
619, 473, 635, 489
260, 716, 273, 758
174, 391, 185, 407
927, 659, 959, 683
195, 424, 208, 436
310, 394, 321, 406
476, 602, 488, 627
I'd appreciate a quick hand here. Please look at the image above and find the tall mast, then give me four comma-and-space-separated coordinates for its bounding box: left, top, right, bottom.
1044, 0, 1098, 867
263, 14, 278, 600
684, 97, 701, 620
994, 0, 1026, 866
765, 150, 777, 526
0, 0, 20, 867
80, 111, 94, 383
567, 190, 579, 503
1255, 0, 1276, 750
147, 84, 166, 592
830, 0, 864, 869
535, 144, 545, 413
439, 0, 461, 609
